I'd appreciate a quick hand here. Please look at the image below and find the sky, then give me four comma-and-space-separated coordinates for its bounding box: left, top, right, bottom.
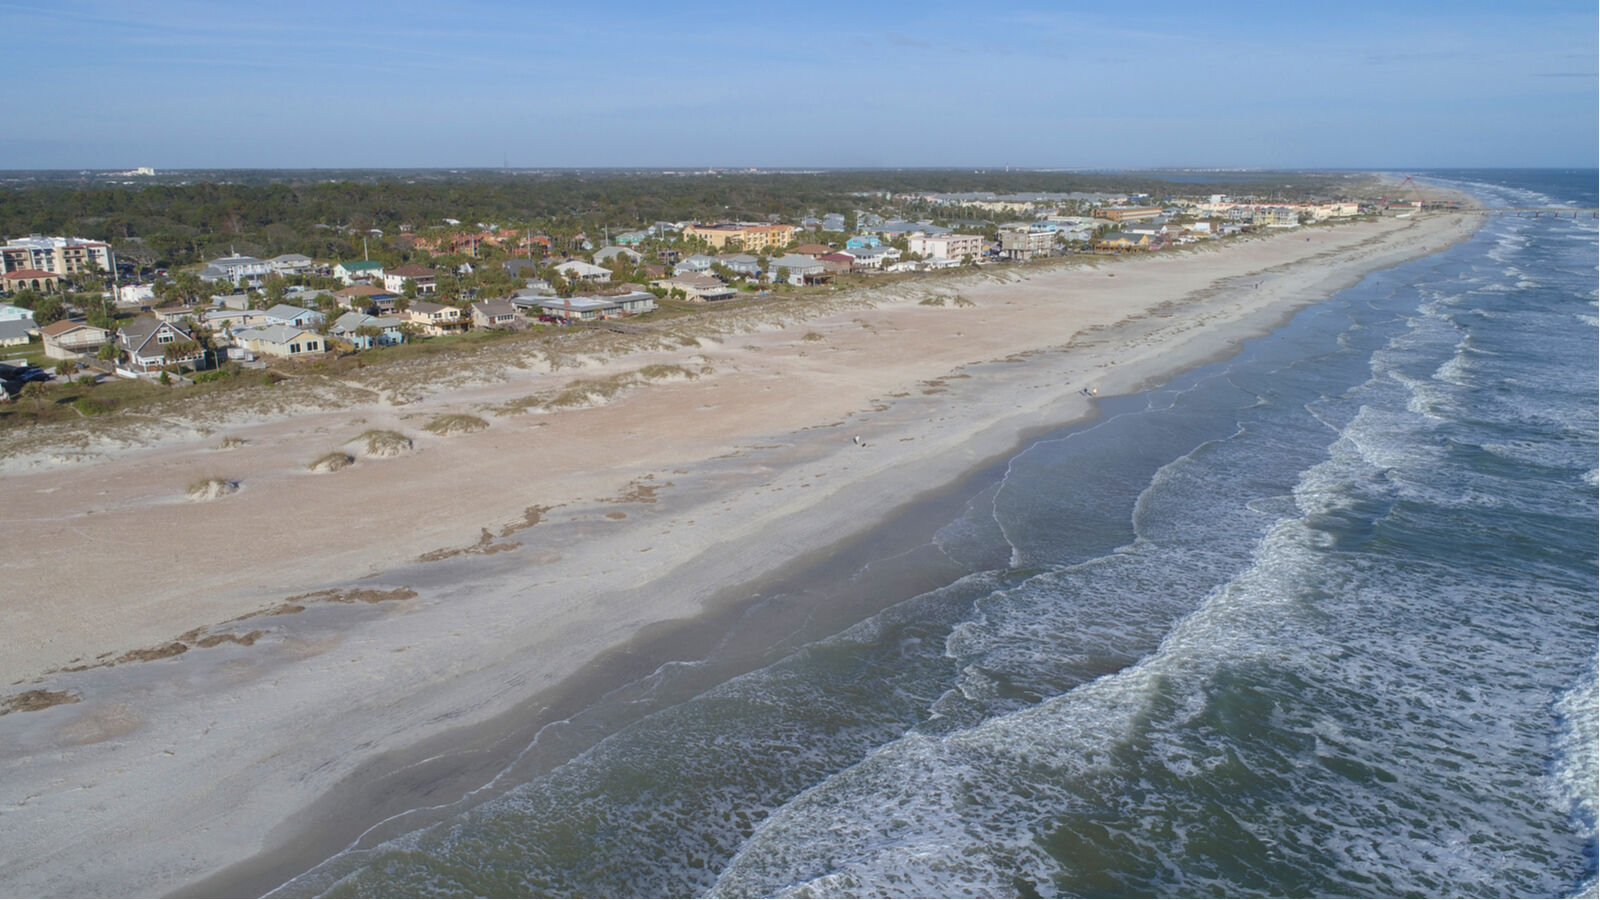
1, 0, 1595, 170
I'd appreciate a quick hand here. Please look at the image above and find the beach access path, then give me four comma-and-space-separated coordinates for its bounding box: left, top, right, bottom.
0, 205, 1481, 897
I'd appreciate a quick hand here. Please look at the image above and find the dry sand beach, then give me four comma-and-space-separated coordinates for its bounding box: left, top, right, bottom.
0, 205, 1480, 897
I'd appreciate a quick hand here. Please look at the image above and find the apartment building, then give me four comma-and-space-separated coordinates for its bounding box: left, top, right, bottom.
682, 223, 797, 252
908, 233, 984, 260
1, 235, 115, 276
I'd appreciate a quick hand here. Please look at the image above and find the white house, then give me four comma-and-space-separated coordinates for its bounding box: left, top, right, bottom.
334, 260, 386, 285
383, 264, 439, 294
674, 254, 716, 274
553, 260, 611, 283
198, 253, 272, 286
0, 303, 35, 324
839, 246, 902, 268
115, 284, 156, 307
907, 233, 984, 260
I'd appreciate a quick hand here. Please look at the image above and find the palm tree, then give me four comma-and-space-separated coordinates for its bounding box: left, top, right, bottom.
21, 381, 48, 413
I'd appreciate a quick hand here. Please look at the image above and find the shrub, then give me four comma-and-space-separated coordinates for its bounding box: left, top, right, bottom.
353, 429, 412, 457
309, 452, 354, 473
423, 414, 488, 436
73, 397, 111, 416
187, 477, 238, 501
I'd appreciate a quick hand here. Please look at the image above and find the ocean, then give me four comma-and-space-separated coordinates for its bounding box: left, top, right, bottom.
275, 170, 1598, 898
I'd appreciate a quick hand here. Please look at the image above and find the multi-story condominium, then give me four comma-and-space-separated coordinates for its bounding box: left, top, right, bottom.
682, 223, 796, 252
998, 225, 1057, 261
198, 253, 273, 285
908, 233, 985, 260
1094, 206, 1164, 223
1, 235, 115, 276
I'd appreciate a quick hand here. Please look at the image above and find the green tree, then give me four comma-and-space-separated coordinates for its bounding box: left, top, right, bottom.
87, 305, 117, 331
21, 380, 47, 412
164, 340, 200, 362
32, 295, 65, 326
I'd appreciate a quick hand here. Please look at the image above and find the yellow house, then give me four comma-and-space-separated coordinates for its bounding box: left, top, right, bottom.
1094, 233, 1152, 252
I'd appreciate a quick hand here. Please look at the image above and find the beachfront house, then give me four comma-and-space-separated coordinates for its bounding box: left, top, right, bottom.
203, 308, 268, 335
404, 301, 466, 336
232, 324, 325, 359
532, 296, 614, 322
329, 312, 405, 349
767, 254, 826, 286
117, 316, 205, 373
839, 246, 901, 269
1094, 232, 1153, 252
651, 273, 736, 301
39, 320, 111, 359
470, 299, 519, 330
261, 304, 324, 329
602, 290, 657, 316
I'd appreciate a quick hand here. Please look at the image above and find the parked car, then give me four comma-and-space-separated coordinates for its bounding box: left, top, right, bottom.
0, 363, 49, 383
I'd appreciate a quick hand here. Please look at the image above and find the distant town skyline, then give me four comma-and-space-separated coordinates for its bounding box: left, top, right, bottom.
3, 0, 1595, 171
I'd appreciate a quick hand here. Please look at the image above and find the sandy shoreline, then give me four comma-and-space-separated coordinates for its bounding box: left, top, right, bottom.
0, 203, 1481, 897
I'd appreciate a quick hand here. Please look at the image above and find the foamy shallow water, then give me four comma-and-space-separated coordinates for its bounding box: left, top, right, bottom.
278, 171, 1599, 898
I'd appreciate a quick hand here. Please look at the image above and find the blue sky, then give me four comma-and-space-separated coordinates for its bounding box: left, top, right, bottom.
2, 0, 1595, 169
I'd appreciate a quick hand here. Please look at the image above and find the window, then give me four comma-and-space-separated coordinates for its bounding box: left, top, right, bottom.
289, 343, 300, 353
157, 331, 174, 343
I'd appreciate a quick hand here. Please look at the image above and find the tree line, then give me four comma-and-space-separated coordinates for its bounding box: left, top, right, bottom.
0, 170, 1359, 271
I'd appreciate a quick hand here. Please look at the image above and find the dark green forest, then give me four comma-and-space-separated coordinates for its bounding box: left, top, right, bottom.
0, 169, 1364, 269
